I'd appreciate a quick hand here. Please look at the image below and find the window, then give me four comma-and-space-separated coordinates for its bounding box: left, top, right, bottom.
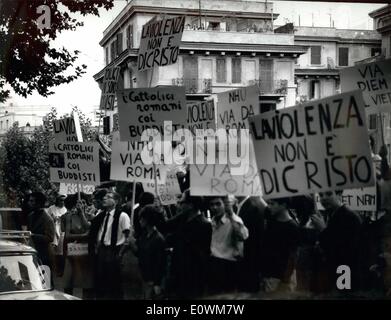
208, 22, 220, 30
126, 25, 133, 49
310, 46, 321, 65
371, 47, 381, 57
232, 58, 241, 84
338, 47, 349, 67
105, 47, 109, 65
216, 58, 226, 83
110, 41, 116, 63
6, 120, 9, 129
369, 114, 377, 130
310, 80, 320, 100
260, 59, 274, 93
116, 33, 123, 55
0, 121, 2, 130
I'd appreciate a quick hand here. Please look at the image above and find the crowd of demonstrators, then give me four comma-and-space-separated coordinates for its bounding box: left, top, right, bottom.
14, 144, 391, 300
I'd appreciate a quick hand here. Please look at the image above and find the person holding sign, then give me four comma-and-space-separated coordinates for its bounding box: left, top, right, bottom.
207, 196, 249, 295
61, 194, 93, 299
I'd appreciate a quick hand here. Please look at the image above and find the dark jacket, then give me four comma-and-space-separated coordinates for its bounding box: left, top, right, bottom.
163, 212, 212, 298
319, 205, 362, 291
27, 209, 55, 266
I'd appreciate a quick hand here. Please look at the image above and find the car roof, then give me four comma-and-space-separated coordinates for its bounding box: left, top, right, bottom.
0, 239, 36, 254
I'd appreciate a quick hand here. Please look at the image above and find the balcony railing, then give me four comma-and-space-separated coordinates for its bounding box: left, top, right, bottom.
172, 78, 212, 94
248, 79, 289, 95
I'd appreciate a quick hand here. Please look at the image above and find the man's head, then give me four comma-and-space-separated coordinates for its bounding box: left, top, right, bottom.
102, 192, 121, 210
93, 189, 108, 210
319, 190, 343, 211
177, 189, 204, 216
139, 205, 160, 229
55, 194, 66, 208
28, 192, 47, 210
208, 196, 226, 219
139, 192, 155, 207
266, 197, 291, 217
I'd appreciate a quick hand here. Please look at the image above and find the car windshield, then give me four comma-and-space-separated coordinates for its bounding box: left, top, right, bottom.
0, 254, 51, 293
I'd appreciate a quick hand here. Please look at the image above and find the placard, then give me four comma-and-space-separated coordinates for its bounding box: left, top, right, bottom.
187, 100, 216, 136
53, 114, 83, 142
340, 58, 391, 114
59, 183, 95, 195
118, 86, 187, 141
100, 66, 121, 111
138, 15, 185, 72
249, 91, 374, 199
143, 171, 181, 205
49, 142, 100, 186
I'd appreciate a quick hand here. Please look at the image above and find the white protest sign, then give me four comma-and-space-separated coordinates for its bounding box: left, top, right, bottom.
59, 183, 95, 195
340, 59, 391, 114
100, 66, 121, 111
187, 100, 216, 136
249, 90, 374, 199
138, 15, 185, 72
315, 186, 377, 212
118, 86, 187, 141
110, 139, 168, 183
143, 171, 181, 205
49, 142, 100, 186
217, 85, 259, 131
53, 114, 83, 142
67, 243, 88, 256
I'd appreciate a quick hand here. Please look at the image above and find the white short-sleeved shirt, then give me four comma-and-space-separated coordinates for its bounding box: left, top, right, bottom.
97, 209, 131, 246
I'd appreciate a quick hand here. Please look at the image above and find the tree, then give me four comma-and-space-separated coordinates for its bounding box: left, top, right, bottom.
0, 106, 95, 207
0, 0, 114, 103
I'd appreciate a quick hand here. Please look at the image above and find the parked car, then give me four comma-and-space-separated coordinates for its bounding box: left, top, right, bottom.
0, 232, 79, 300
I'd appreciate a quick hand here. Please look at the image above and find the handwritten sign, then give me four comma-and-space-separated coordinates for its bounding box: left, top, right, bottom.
110, 138, 167, 183
67, 243, 88, 256
59, 183, 95, 195
53, 115, 83, 142
143, 171, 181, 205
187, 100, 216, 136
138, 15, 185, 72
100, 66, 121, 111
340, 59, 391, 114
49, 142, 100, 186
118, 86, 187, 141
315, 186, 377, 212
217, 86, 259, 131
249, 91, 374, 199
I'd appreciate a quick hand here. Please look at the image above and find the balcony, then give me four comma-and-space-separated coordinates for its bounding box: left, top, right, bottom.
172, 78, 212, 94
248, 79, 289, 95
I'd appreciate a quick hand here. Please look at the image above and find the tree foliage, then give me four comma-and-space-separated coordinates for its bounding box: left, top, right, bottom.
0, 0, 114, 102
0, 106, 95, 207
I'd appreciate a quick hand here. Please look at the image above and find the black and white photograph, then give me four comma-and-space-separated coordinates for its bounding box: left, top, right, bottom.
0, 0, 391, 307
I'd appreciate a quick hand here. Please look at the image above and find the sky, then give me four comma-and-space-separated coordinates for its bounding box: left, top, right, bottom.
7, 0, 385, 116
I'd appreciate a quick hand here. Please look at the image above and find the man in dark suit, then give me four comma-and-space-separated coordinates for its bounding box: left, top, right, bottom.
163, 189, 212, 299
236, 196, 267, 292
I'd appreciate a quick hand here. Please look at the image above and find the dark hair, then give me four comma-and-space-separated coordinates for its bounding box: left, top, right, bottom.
269, 197, 291, 208
30, 192, 47, 208
139, 192, 155, 207
93, 189, 108, 201
139, 205, 160, 226
182, 189, 205, 211
107, 191, 121, 203
64, 195, 78, 210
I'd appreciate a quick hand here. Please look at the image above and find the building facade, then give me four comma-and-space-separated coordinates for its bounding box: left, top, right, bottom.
0, 104, 51, 140
94, 0, 309, 125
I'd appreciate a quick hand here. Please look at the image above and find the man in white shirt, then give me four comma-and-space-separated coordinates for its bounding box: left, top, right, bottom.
92, 191, 131, 300
207, 196, 249, 294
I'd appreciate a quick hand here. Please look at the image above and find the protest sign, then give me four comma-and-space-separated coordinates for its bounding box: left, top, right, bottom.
53, 114, 83, 142
118, 86, 187, 141
100, 66, 121, 111
138, 15, 185, 72
217, 85, 259, 131
110, 138, 168, 183
340, 58, 391, 114
49, 142, 100, 186
143, 171, 182, 205
59, 183, 95, 195
67, 243, 88, 256
249, 90, 374, 199
187, 100, 216, 136
315, 186, 377, 212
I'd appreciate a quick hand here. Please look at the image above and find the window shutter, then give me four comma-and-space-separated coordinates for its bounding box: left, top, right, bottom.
117, 33, 123, 55
216, 58, 226, 83
338, 48, 349, 67
232, 58, 241, 83
311, 46, 321, 65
